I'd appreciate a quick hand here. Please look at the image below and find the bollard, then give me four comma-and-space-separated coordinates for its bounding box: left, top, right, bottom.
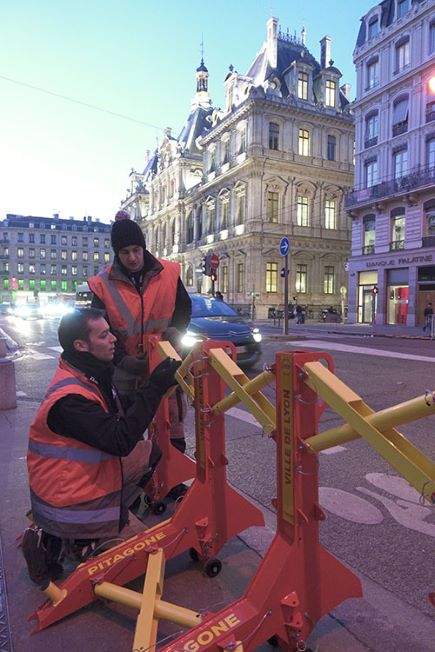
0, 358, 17, 409
0, 336, 7, 358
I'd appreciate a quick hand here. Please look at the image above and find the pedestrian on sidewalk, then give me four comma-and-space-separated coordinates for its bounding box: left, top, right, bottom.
295, 304, 304, 324
88, 211, 191, 500
22, 308, 180, 587
423, 302, 433, 334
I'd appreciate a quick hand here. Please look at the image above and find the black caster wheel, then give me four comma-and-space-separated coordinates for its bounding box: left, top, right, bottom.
204, 558, 222, 578
151, 501, 166, 515
189, 547, 200, 562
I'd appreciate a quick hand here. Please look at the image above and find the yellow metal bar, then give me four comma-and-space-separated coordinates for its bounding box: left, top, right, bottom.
133, 548, 165, 652
303, 361, 435, 502
209, 348, 276, 433
157, 341, 195, 400
42, 582, 67, 606
307, 392, 435, 452
213, 369, 275, 415
94, 582, 202, 628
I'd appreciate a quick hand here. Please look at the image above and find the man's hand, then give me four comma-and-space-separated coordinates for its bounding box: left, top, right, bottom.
148, 358, 181, 393
118, 353, 148, 377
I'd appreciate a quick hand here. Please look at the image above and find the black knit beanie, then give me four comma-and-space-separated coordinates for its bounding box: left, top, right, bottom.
111, 218, 146, 255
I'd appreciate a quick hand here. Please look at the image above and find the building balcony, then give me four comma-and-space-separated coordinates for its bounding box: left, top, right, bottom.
364, 137, 377, 149
422, 235, 435, 248
345, 164, 435, 209
389, 240, 405, 252
362, 244, 375, 255
392, 121, 408, 137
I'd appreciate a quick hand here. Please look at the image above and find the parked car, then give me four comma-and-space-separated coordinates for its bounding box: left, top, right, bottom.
181, 293, 262, 369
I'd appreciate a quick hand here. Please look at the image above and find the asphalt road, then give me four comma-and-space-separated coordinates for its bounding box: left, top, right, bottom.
2, 315, 435, 620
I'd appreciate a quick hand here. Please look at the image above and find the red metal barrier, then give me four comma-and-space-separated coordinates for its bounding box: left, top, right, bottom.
160, 351, 362, 652
29, 341, 264, 633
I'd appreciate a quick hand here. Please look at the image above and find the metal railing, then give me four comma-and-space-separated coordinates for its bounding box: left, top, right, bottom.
345, 164, 435, 208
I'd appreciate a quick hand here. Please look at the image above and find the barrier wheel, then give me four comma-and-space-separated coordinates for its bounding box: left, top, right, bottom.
151, 501, 166, 515
267, 635, 279, 647
189, 547, 199, 562
204, 558, 222, 577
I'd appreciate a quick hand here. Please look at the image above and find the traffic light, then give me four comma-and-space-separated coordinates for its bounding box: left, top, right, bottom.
280, 267, 289, 277
210, 270, 217, 282
372, 285, 379, 295
201, 255, 211, 276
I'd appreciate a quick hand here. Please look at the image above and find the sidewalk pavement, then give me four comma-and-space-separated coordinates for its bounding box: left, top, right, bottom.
256, 317, 434, 340
1, 398, 434, 652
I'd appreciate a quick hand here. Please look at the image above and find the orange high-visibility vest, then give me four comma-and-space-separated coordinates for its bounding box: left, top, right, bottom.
88, 259, 179, 355
27, 359, 123, 539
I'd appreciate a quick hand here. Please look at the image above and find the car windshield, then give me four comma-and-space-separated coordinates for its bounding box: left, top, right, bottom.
191, 295, 239, 318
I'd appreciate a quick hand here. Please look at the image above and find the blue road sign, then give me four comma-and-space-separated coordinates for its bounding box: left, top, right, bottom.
279, 236, 290, 256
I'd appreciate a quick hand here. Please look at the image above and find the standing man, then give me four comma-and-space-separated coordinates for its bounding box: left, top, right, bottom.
88, 212, 192, 497
23, 308, 180, 586
423, 301, 433, 334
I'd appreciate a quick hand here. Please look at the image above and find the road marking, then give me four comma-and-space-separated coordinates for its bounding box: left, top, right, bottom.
226, 407, 347, 455
16, 391, 27, 397
319, 487, 384, 524
289, 339, 435, 363
48, 346, 62, 353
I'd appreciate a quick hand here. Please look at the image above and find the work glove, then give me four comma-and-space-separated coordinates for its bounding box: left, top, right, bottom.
118, 352, 148, 377
148, 357, 181, 394
162, 327, 182, 351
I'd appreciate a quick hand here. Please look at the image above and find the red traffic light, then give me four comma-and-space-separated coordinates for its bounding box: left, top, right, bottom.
372, 285, 379, 295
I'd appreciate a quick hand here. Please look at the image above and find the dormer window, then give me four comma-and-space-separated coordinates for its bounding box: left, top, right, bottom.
298, 72, 308, 100
368, 16, 379, 39
325, 80, 336, 107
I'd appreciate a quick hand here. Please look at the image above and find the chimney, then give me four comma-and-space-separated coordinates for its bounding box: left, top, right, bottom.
340, 83, 351, 99
267, 17, 278, 69
320, 36, 332, 69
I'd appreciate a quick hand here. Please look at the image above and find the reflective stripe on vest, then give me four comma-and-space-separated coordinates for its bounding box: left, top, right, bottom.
95, 271, 172, 336
28, 439, 113, 463
44, 377, 102, 401
30, 491, 119, 524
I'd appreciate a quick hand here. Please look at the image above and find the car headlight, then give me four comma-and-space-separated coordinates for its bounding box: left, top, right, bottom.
181, 331, 203, 348
252, 327, 262, 343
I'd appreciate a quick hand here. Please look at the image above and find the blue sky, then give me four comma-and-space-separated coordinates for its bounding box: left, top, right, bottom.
0, 1, 375, 223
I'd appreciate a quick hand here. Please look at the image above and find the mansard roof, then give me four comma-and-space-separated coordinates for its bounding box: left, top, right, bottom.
356, 0, 425, 48
178, 104, 213, 156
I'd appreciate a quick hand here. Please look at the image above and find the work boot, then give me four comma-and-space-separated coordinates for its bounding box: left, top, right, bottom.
167, 483, 188, 501
22, 528, 63, 586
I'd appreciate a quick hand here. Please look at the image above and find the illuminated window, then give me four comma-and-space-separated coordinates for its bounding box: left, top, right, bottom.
325, 80, 336, 107
222, 266, 229, 293
298, 129, 310, 156
61, 280, 68, 292
29, 279, 35, 290
325, 200, 336, 229
61, 265, 67, 275
104, 253, 110, 263
324, 266, 335, 294
296, 196, 309, 226
40, 280, 46, 291
72, 266, 77, 276
93, 238, 99, 247
83, 251, 88, 261
17, 248, 24, 258
40, 248, 46, 259
298, 72, 308, 99
296, 264, 307, 293
93, 252, 100, 262
265, 262, 278, 293
61, 250, 67, 260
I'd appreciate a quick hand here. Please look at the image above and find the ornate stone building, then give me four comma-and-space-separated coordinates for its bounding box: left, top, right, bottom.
122, 17, 355, 318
